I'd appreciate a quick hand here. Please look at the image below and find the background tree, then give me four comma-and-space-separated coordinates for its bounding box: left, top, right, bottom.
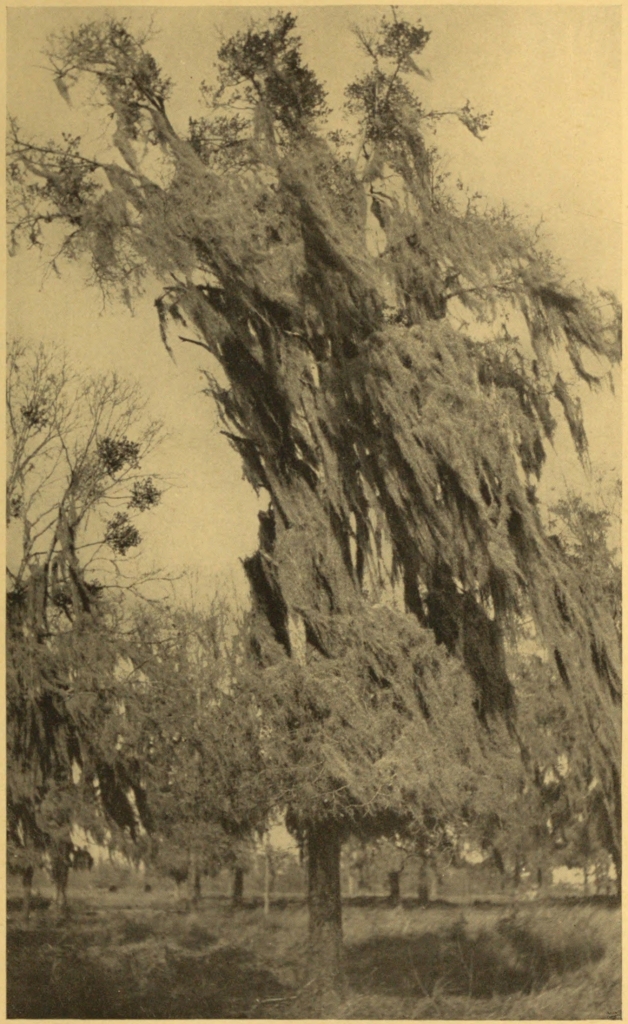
549, 487, 621, 643
121, 600, 270, 907
6, 337, 163, 911
464, 656, 596, 894
8, 11, 620, 1005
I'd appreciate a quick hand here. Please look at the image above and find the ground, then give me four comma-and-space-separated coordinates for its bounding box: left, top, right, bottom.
7, 873, 620, 1019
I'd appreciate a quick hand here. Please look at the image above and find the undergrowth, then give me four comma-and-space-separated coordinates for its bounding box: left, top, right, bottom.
7, 889, 619, 1019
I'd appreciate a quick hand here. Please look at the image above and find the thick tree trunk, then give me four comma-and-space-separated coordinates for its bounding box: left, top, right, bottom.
307, 820, 344, 1012
233, 865, 244, 906
388, 870, 401, 906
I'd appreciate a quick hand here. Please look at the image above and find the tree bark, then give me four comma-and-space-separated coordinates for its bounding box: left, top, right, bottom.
307, 820, 344, 1012
233, 865, 244, 906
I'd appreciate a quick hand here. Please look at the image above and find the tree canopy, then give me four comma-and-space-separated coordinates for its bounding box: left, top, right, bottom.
6, 338, 163, 881
123, 600, 270, 877
7, 9, 620, 1001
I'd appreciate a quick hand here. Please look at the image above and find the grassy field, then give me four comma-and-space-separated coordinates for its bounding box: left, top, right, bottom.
7, 881, 620, 1019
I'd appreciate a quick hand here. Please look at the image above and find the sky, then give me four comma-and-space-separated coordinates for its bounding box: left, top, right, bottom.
6, 5, 622, 602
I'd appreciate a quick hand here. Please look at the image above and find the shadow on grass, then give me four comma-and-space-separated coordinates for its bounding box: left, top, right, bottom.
7, 895, 51, 913
7, 927, 289, 1018
545, 894, 620, 909
345, 895, 462, 910
7, 899, 614, 1018
345, 915, 606, 1000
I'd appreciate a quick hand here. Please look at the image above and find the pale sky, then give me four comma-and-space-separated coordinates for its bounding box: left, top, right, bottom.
7, 6, 622, 600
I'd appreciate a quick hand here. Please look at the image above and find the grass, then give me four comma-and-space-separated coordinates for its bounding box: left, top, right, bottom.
7, 883, 620, 1019
340, 900, 620, 1019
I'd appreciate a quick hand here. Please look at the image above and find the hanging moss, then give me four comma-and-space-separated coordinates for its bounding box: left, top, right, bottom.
8, 12, 620, 861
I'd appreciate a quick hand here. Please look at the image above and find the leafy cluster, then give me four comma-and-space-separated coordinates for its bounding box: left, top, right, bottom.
188, 13, 328, 171
247, 603, 525, 845
7, 340, 162, 579
48, 19, 172, 142
346, 10, 491, 198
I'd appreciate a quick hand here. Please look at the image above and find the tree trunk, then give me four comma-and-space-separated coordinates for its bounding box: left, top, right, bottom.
492, 847, 506, 891
513, 854, 523, 889
417, 856, 430, 906
307, 820, 344, 1012
56, 879, 68, 913
22, 866, 34, 922
263, 841, 272, 915
233, 865, 244, 906
594, 859, 608, 897
52, 854, 69, 915
608, 848, 620, 898
388, 870, 401, 906
189, 851, 201, 906
192, 869, 201, 905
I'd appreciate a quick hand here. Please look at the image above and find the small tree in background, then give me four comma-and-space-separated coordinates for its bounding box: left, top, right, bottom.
122, 601, 270, 907
549, 488, 621, 642
6, 338, 163, 911
8, 11, 620, 1003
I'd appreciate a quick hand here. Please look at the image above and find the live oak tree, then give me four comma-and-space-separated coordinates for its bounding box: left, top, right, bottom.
121, 600, 269, 905
8, 12, 620, 1001
6, 338, 162, 910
